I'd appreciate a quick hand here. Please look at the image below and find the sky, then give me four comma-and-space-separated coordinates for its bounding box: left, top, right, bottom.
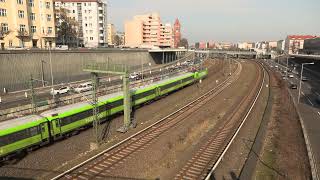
108, 0, 320, 43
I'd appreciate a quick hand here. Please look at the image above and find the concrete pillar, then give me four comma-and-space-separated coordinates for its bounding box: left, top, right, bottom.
162, 51, 164, 64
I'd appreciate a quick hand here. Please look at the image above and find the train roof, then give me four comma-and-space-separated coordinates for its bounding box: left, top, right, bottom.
40, 72, 193, 117
0, 115, 43, 130
40, 91, 123, 117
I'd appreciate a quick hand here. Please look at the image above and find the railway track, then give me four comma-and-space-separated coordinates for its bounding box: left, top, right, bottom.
51, 61, 242, 180
175, 61, 265, 180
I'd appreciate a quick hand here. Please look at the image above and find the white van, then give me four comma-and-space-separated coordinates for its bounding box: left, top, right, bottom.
74, 82, 93, 93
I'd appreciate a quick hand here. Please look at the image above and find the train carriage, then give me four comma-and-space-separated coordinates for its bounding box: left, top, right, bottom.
0, 69, 208, 160
0, 115, 49, 159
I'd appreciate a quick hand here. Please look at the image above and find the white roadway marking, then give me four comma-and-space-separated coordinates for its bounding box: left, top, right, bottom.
307, 98, 314, 106
316, 92, 320, 97
302, 91, 314, 106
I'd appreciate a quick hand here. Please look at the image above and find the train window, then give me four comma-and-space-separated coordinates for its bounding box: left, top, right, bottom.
60, 109, 93, 127
0, 126, 40, 147
29, 126, 39, 136
161, 80, 180, 90
181, 76, 193, 83
132, 89, 155, 101
108, 99, 123, 109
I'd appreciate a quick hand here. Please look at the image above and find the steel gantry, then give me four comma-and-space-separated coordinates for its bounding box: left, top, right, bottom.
83, 62, 133, 146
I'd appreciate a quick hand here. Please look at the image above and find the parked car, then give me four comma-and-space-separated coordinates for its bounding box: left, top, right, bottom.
54, 45, 68, 50
290, 83, 297, 89
50, 86, 71, 95
288, 74, 294, 78
74, 82, 93, 93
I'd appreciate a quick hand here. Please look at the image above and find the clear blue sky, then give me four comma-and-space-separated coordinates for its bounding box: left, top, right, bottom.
108, 0, 320, 43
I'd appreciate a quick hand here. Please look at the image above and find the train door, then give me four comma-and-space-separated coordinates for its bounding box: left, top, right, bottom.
39, 123, 48, 142
52, 119, 62, 138
155, 87, 161, 97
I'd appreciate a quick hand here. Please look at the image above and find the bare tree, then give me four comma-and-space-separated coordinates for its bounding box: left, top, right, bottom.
0, 26, 10, 41
113, 35, 121, 46
56, 8, 80, 47
16, 29, 29, 48
178, 38, 189, 48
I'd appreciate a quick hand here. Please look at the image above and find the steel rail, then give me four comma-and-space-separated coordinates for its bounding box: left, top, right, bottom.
204, 61, 266, 180
51, 61, 241, 180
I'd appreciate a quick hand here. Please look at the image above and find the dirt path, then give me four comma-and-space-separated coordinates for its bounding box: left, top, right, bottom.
253, 70, 311, 179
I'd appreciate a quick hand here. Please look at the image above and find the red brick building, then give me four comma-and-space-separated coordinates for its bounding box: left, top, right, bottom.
173, 18, 181, 48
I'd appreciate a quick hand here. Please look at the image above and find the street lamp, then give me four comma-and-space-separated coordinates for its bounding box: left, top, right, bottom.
49, 45, 55, 100
298, 62, 314, 103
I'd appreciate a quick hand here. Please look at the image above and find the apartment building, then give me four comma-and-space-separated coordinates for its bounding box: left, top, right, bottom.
285, 35, 317, 54
54, 0, 108, 48
125, 13, 173, 48
0, 0, 56, 49
107, 23, 115, 45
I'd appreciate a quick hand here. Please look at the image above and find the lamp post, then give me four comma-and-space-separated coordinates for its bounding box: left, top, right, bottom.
49, 45, 55, 100
298, 62, 314, 103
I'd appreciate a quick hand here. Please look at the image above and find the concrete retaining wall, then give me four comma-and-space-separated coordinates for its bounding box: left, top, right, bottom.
0, 50, 154, 92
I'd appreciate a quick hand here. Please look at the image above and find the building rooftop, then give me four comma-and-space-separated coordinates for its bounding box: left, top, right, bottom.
288, 35, 318, 40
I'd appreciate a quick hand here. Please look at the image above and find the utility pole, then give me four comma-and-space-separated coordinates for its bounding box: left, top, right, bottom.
49, 46, 54, 100
40, 60, 45, 87
29, 74, 37, 113
298, 62, 314, 103
228, 55, 231, 76
286, 55, 289, 78
91, 73, 100, 145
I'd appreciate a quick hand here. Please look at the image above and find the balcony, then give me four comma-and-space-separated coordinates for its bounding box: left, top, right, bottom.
99, 20, 103, 24
99, 33, 104, 37
99, 40, 104, 43
98, 6, 103, 10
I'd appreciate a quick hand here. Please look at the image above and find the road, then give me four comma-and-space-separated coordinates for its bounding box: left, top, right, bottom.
266, 59, 320, 178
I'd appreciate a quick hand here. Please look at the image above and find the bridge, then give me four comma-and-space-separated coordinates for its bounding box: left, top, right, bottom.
290, 54, 320, 60
195, 50, 265, 59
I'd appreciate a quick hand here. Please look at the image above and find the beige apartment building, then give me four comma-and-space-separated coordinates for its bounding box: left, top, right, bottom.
125, 13, 173, 48
107, 23, 115, 45
0, 0, 56, 49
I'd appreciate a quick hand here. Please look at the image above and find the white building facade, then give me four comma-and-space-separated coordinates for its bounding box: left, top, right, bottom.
54, 0, 108, 47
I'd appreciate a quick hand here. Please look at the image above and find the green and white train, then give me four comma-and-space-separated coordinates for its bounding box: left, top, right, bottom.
0, 69, 208, 161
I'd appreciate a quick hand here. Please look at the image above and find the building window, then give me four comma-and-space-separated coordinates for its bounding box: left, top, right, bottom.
47, 27, 52, 34
9, 40, 12, 47
31, 26, 36, 33
72, 10, 75, 13
18, 10, 24, 18
90, 37, 93, 40
28, 0, 34, 7
0, 0, 6, 2
1, 23, 8, 33
19, 24, 26, 32
30, 13, 35, 20
45, 1, 50, 9
47, 14, 51, 21
17, 0, 23, 4
0, 8, 7, 16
